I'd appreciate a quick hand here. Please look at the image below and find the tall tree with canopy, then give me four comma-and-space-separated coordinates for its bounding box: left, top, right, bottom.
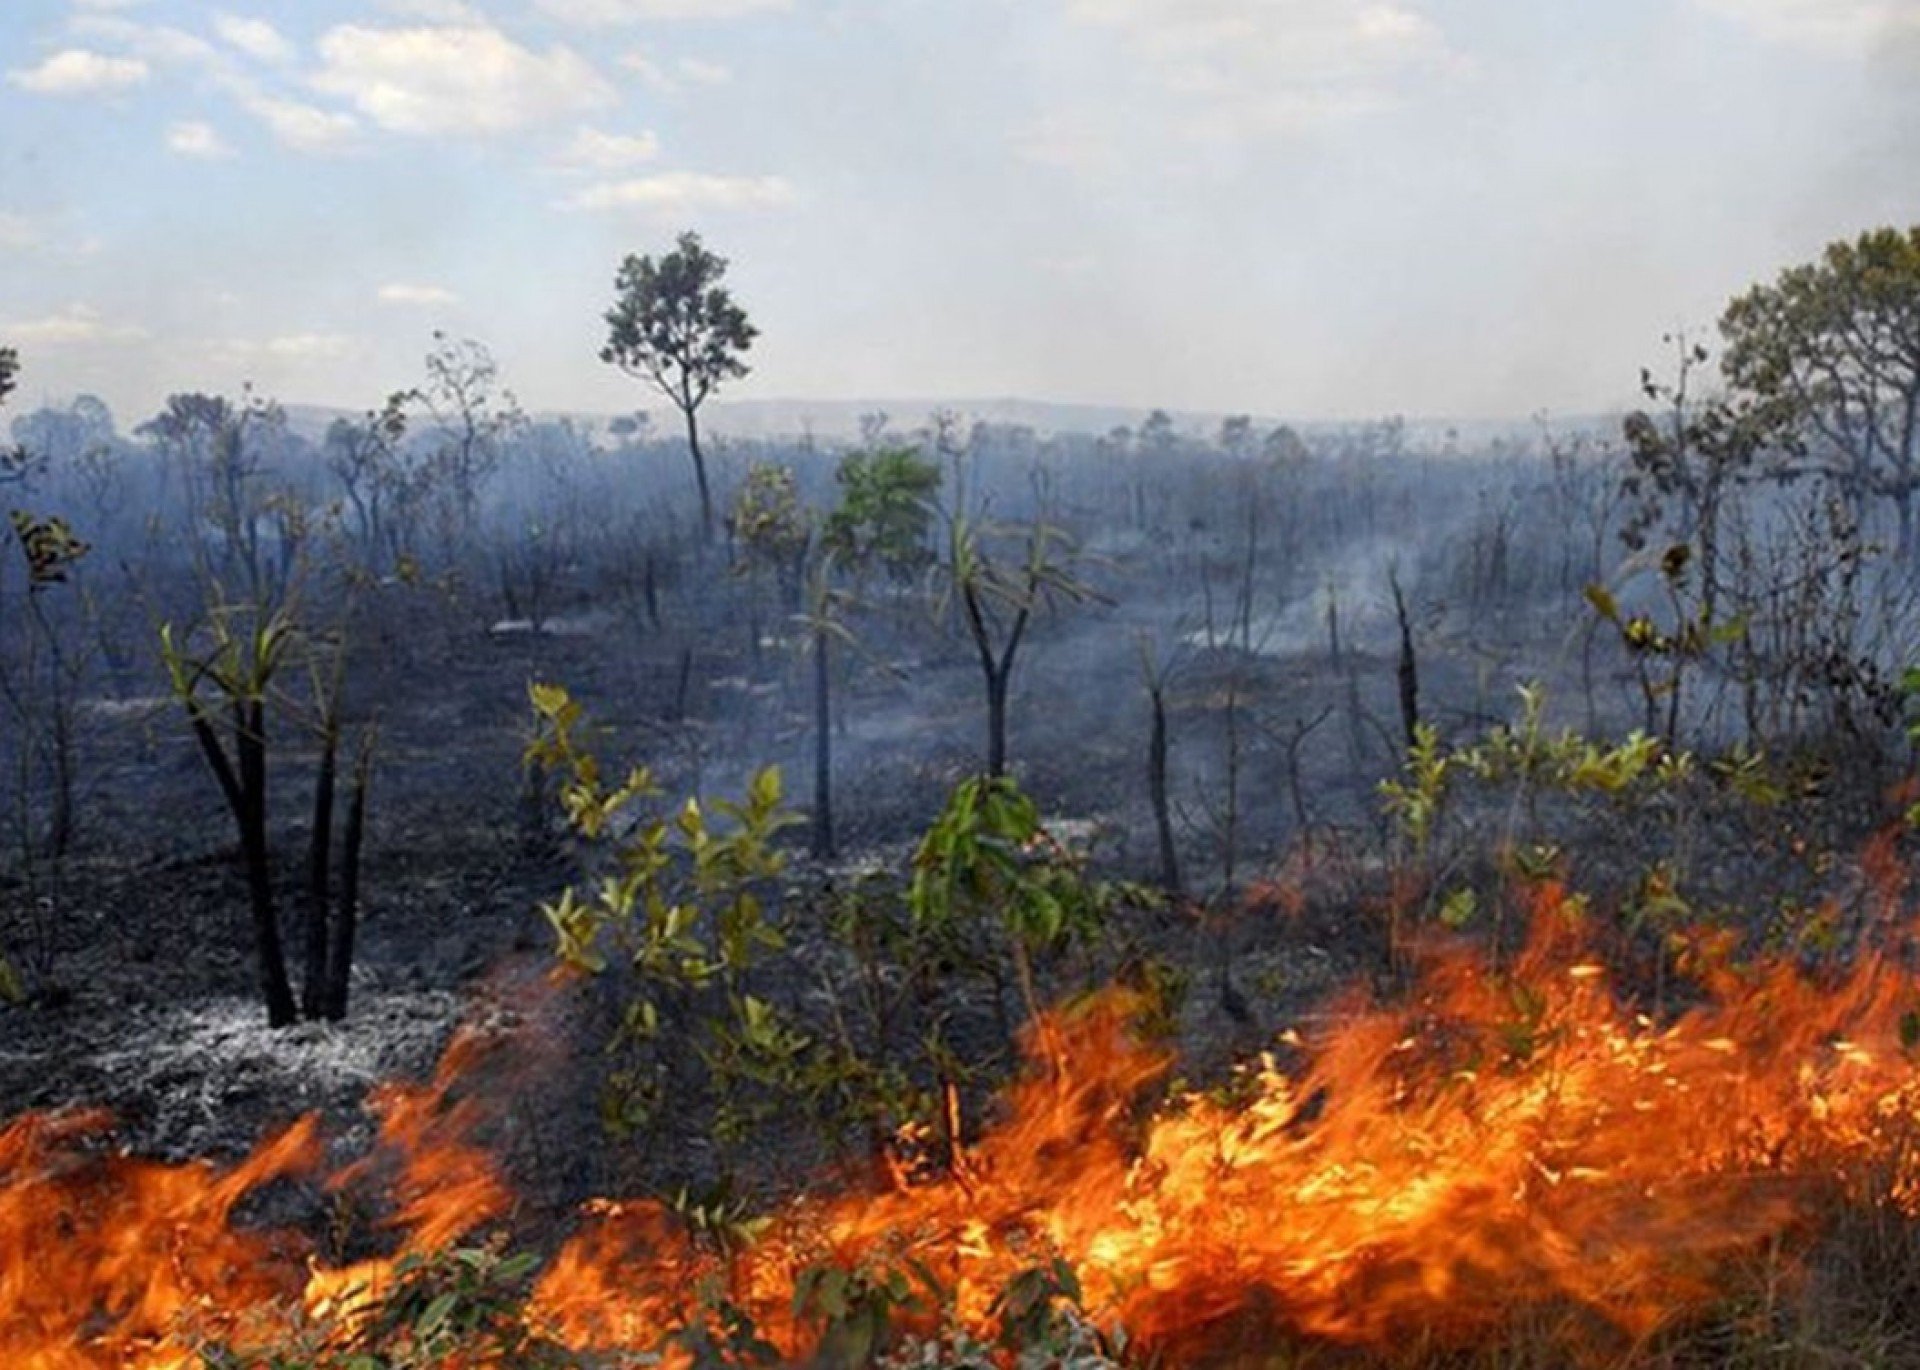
600, 231, 757, 542
1720, 225, 1920, 558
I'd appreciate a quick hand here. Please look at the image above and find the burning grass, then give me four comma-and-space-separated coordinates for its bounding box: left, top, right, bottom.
7, 878, 1920, 1367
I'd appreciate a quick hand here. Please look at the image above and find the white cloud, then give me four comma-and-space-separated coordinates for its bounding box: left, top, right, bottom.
1056, 0, 1463, 138
7, 48, 150, 95
3, 305, 149, 348
311, 23, 616, 136
69, 0, 150, 10
617, 47, 673, 90
213, 14, 295, 65
68, 14, 358, 155
213, 333, 358, 366
66, 16, 215, 66
536, 0, 789, 23
165, 119, 235, 159
557, 125, 661, 170
380, 0, 483, 20
166, 120, 235, 159
378, 282, 461, 306
1691, 0, 1920, 49
241, 92, 359, 153
563, 171, 796, 213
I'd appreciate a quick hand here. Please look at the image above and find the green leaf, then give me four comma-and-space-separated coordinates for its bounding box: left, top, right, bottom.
1438, 887, 1478, 929
415, 1290, 460, 1338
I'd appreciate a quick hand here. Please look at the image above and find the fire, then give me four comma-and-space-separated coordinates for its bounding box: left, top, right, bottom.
6, 882, 1920, 1365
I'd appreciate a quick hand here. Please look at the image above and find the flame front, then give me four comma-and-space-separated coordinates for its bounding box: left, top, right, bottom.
8, 885, 1920, 1365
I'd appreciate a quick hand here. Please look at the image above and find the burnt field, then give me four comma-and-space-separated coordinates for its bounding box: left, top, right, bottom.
9, 266, 1920, 1364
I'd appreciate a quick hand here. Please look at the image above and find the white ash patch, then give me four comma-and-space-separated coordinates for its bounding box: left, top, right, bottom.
86, 986, 465, 1156
487, 610, 615, 639
79, 695, 171, 722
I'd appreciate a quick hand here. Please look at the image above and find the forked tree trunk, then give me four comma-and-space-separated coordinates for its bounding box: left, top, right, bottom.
191, 696, 297, 1028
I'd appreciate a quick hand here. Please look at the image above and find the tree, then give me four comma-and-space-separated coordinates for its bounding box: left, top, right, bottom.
160, 594, 376, 1027
601, 231, 757, 541
942, 518, 1102, 778
323, 392, 411, 573
1, 347, 45, 488
1720, 225, 1920, 558
417, 332, 523, 544
822, 444, 941, 587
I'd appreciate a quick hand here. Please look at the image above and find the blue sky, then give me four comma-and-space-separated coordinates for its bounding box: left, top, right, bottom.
3, 0, 1918, 428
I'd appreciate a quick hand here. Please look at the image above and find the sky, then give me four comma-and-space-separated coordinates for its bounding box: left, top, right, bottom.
3, 0, 1918, 431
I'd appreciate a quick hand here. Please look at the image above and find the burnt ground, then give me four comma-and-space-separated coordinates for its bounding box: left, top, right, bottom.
0, 573, 1906, 1249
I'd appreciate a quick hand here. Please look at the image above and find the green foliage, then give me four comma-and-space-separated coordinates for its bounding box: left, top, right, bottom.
601, 232, 757, 402
329, 1246, 564, 1369
793, 1257, 936, 1365
1383, 687, 1696, 861
528, 682, 803, 1139
730, 462, 811, 571
160, 599, 299, 716
196, 1244, 588, 1370
1379, 721, 1452, 859
8, 510, 91, 588
823, 444, 941, 584
909, 775, 1128, 960
1720, 225, 1920, 540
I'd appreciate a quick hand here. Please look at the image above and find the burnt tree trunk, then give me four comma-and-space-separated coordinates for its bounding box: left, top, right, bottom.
1148, 682, 1181, 895
301, 724, 337, 1019
1390, 569, 1420, 752
186, 697, 296, 1029
323, 733, 372, 1022
682, 405, 713, 544
812, 625, 834, 859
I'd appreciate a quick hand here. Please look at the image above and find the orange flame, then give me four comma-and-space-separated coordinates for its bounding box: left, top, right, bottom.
6, 883, 1920, 1365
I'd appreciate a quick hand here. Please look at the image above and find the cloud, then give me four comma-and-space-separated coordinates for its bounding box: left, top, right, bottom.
241, 93, 359, 152
378, 282, 461, 306
535, 0, 789, 24
311, 23, 616, 135
165, 119, 235, 158
557, 125, 661, 170
7, 48, 150, 95
1056, 0, 1463, 137
213, 14, 295, 65
380, 0, 483, 19
3, 305, 149, 348
213, 333, 358, 366
67, 15, 217, 66
1690, 0, 1920, 50
617, 47, 673, 89
70, 14, 360, 154
562, 171, 796, 213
